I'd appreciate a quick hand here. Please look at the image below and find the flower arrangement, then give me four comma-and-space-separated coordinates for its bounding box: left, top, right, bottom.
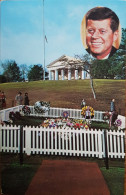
62, 111, 69, 118
103, 112, 110, 120
22, 105, 31, 115
114, 119, 122, 127
81, 106, 94, 119
9, 111, 21, 121
41, 118, 91, 130
34, 101, 50, 114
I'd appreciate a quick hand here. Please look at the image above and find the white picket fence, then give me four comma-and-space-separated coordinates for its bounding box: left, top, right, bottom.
0, 124, 125, 159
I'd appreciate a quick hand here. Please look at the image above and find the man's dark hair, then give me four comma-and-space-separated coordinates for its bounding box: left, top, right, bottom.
86, 7, 119, 32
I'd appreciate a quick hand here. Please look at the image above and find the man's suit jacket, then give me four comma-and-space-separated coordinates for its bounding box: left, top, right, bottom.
86, 46, 117, 59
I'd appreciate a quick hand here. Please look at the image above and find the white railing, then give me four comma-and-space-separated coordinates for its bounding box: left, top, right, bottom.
0, 106, 104, 122
0, 124, 125, 159
30, 106, 104, 121
0, 106, 23, 122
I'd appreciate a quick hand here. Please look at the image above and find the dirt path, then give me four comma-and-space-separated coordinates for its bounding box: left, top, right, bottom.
25, 160, 110, 195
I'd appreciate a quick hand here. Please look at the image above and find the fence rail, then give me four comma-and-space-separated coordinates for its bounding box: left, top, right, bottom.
0, 124, 125, 159
0, 106, 104, 122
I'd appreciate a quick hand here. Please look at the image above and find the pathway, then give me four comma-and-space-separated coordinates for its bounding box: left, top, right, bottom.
25, 160, 110, 195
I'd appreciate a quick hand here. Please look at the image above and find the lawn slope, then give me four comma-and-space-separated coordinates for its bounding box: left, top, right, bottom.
0, 79, 125, 115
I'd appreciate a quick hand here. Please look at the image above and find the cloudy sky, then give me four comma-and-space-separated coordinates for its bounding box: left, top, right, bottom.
0, 0, 126, 70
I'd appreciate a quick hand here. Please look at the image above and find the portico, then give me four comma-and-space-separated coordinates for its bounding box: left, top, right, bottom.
47, 55, 90, 81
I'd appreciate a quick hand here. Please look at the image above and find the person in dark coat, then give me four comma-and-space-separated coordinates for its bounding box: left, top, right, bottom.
24, 93, 29, 105
110, 99, 115, 112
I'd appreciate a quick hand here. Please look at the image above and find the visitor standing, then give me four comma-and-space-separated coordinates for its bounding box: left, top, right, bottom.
15, 92, 23, 106
110, 99, 116, 112
1, 91, 6, 109
24, 92, 30, 105
81, 99, 86, 108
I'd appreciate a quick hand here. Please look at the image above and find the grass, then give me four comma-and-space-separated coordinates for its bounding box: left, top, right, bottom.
13, 116, 44, 126
0, 79, 125, 115
1, 163, 39, 195
1, 154, 125, 195
100, 167, 124, 195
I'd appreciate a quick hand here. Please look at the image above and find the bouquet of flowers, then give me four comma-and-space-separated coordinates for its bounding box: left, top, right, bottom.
22, 105, 31, 115
34, 101, 50, 114
9, 111, 21, 121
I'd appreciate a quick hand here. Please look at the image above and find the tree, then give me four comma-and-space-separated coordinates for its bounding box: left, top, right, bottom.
58, 54, 96, 99
20, 64, 28, 81
0, 75, 7, 83
28, 65, 43, 81
120, 28, 126, 51
2, 60, 21, 82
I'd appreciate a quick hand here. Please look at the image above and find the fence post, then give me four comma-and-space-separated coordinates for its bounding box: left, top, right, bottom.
19, 125, 23, 165
104, 129, 109, 169
98, 130, 102, 158
25, 126, 31, 155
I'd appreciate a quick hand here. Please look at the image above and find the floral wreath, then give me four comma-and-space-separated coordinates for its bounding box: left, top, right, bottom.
34, 101, 50, 114
114, 119, 122, 127
81, 106, 94, 119
62, 111, 69, 118
22, 105, 31, 115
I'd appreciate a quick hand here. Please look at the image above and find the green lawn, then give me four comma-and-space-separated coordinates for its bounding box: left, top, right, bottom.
0, 79, 125, 115
100, 167, 124, 195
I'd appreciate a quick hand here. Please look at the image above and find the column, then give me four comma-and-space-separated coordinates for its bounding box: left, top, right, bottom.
75, 69, 78, 80
49, 70, 52, 80
82, 69, 86, 79
55, 69, 58, 80
52, 71, 54, 80
68, 69, 71, 80
86, 71, 90, 79
61, 69, 64, 80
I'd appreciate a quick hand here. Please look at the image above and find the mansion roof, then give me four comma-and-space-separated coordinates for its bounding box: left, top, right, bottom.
47, 55, 84, 70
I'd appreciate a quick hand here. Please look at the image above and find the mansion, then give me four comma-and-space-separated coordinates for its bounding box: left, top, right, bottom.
47, 55, 90, 80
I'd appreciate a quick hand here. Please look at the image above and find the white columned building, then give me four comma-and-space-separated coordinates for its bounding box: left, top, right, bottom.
47, 55, 90, 80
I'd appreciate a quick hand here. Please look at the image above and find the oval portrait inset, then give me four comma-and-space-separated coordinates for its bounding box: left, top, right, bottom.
81, 7, 121, 60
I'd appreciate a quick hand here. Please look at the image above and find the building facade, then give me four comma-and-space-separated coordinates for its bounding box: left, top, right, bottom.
47, 55, 90, 80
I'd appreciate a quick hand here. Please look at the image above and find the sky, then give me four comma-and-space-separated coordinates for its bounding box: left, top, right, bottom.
0, 0, 126, 72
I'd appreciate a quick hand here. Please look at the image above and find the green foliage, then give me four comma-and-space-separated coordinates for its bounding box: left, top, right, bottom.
0, 75, 7, 83
28, 65, 43, 81
120, 28, 126, 51
2, 60, 21, 82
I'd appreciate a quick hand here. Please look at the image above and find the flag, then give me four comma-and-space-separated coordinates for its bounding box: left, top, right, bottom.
45, 35, 48, 43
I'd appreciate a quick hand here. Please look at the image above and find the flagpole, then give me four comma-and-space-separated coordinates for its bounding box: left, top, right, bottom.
0, 0, 4, 68
43, 0, 45, 80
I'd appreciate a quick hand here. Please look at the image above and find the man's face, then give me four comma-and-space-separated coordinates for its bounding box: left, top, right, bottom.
86, 18, 118, 59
